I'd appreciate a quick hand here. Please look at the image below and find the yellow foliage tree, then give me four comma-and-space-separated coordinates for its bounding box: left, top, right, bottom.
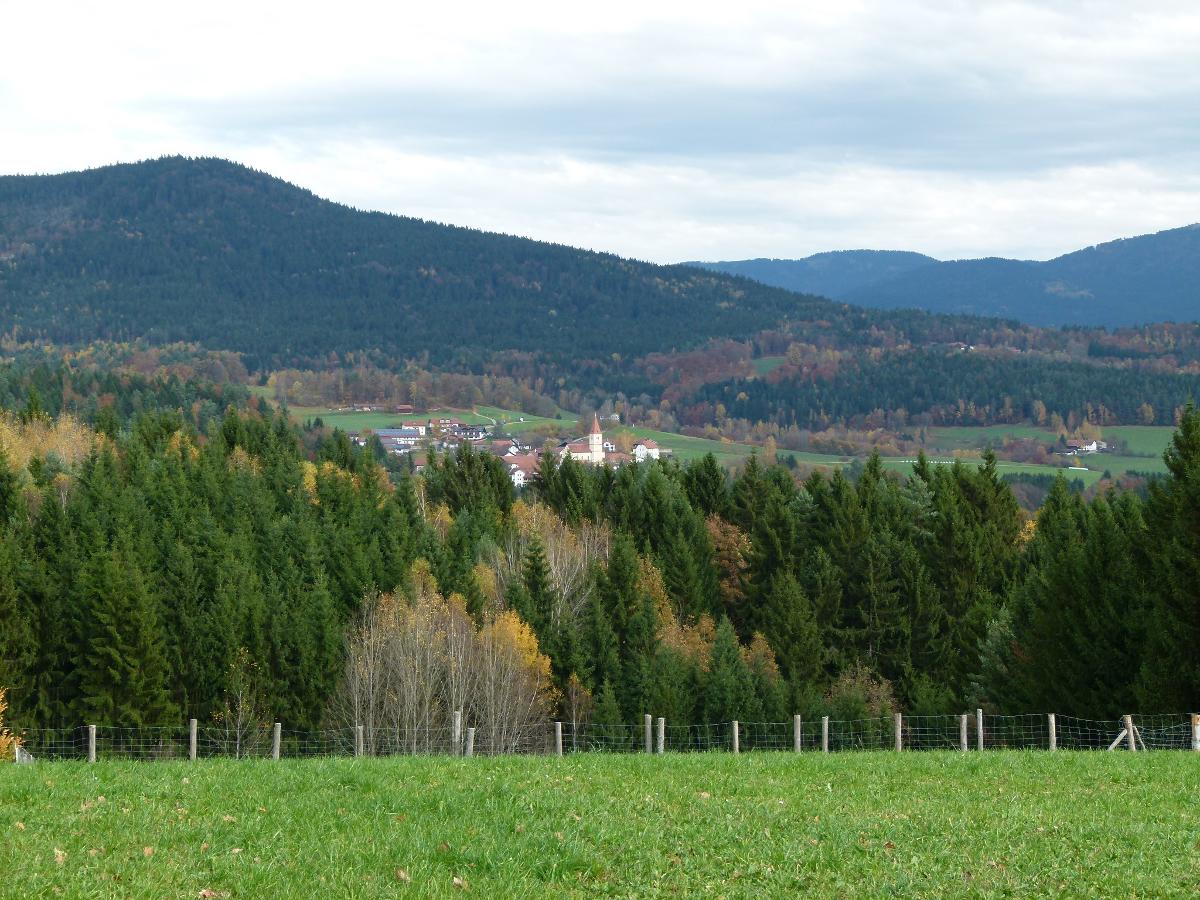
0, 411, 95, 477
0, 688, 20, 763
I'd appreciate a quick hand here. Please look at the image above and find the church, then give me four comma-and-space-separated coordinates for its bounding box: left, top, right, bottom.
555, 413, 664, 467
557, 413, 612, 465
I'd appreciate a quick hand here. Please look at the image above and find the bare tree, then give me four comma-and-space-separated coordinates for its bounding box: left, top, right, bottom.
212, 648, 269, 758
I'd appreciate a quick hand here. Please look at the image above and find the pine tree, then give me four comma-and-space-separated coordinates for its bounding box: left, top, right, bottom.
0, 534, 35, 720
753, 571, 824, 689
520, 535, 555, 634
0, 447, 21, 525
599, 534, 641, 639
590, 679, 628, 749
998, 479, 1147, 717
683, 454, 729, 518
1137, 405, 1200, 708
77, 536, 177, 726
583, 590, 621, 694
620, 589, 659, 722
702, 618, 759, 724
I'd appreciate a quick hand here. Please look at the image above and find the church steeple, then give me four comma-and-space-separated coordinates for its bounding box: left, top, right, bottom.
588, 412, 603, 463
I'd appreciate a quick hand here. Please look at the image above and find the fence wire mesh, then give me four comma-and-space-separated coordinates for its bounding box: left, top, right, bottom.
10, 713, 1198, 762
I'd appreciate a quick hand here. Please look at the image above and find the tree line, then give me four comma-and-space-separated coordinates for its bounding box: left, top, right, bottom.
2, 400, 1198, 739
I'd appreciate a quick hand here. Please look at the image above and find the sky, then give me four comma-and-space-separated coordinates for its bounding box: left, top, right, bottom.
3, 1, 1198, 263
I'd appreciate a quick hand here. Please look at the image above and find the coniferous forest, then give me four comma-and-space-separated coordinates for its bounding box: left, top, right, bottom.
1, 158, 1199, 736
2, 384, 1199, 735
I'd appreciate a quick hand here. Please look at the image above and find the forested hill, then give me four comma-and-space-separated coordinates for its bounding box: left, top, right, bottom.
694, 225, 1200, 328
0, 157, 842, 370
686, 250, 938, 299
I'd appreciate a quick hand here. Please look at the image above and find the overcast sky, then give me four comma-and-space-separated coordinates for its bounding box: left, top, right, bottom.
3, 1, 1198, 262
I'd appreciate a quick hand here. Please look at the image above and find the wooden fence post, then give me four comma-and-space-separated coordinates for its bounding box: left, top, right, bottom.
1048, 714, 1057, 751
465, 727, 475, 758
554, 721, 563, 756
894, 713, 903, 752
959, 714, 968, 752
731, 721, 740, 755
189, 718, 198, 762
976, 708, 984, 751
1124, 715, 1136, 752
272, 722, 281, 760
821, 716, 829, 754
655, 717, 665, 754
644, 714, 652, 753
1192, 714, 1200, 752
793, 714, 802, 752
87, 725, 96, 763
452, 710, 463, 756
355, 724, 364, 758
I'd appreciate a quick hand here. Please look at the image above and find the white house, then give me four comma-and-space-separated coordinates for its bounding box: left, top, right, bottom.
632, 439, 661, 462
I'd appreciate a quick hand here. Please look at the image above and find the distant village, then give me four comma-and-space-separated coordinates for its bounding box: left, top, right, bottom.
349, 412, 666, 487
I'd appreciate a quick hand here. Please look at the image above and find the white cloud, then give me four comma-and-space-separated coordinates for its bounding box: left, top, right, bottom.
2, 1, 1198, 261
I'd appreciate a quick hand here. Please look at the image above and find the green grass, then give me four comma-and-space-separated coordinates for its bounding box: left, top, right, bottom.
620, 427, 757, 464
924, 425, 1050, 450
3, 754, 1198, 896
281, 406, 558, 435
1098, 425, 1175, 458
926, 424, 1174, 458
751, 356, 786, 375
922, 425, 1177, 480
877, 456, 1107, 486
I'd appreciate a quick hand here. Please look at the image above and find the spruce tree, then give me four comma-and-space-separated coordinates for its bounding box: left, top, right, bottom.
583, 589, 621, 694
0, 534, 35, 719
590, 679, 627, 748
77, 537, 176, 726
1138, 405, 1200, 709
702, 618, 759, 724
620, 590, 659, 722
683, 453, 730, 518
754, 570, 824, 689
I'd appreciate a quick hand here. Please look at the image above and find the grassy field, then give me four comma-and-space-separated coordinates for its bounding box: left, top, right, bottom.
3, 754, 1198, 897
923, 425, 1176, 480
876, 456, 1107, 486
259, 392, 1170, 485
925, 424, 1174, 459
275, 405, 564, 435
751, 356, 786, 375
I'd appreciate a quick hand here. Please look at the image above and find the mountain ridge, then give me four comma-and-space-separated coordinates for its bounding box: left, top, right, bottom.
0, 156, 844, 370
691, 224, 1200, 327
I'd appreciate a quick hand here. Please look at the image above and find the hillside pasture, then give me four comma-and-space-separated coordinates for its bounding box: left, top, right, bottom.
2, 754, 1197, 897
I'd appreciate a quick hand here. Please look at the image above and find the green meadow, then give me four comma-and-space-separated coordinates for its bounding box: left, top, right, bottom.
3, 753, 1198, 897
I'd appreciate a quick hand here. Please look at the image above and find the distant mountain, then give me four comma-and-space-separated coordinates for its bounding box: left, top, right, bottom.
0, 157, 841, 370
686, 250, 938, 299
692, 225, 1200, 327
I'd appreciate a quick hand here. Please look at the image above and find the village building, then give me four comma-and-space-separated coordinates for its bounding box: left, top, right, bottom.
1060, 438, 1108, 456
632, 438, 660, 462
354, 426, 423, 453
504, 453, 541, 488
557, 413, 607, 466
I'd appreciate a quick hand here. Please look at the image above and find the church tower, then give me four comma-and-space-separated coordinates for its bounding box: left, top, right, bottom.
588, 412, 604, 464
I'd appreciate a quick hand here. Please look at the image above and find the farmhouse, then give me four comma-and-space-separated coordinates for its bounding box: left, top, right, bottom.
1060, 439, 1108, 456
632, 438, 661, 462
503, 453, 541, 488
355, 426, 423, 453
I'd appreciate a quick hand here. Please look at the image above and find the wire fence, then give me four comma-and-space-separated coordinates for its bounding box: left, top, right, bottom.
9, 712, 1200, 762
